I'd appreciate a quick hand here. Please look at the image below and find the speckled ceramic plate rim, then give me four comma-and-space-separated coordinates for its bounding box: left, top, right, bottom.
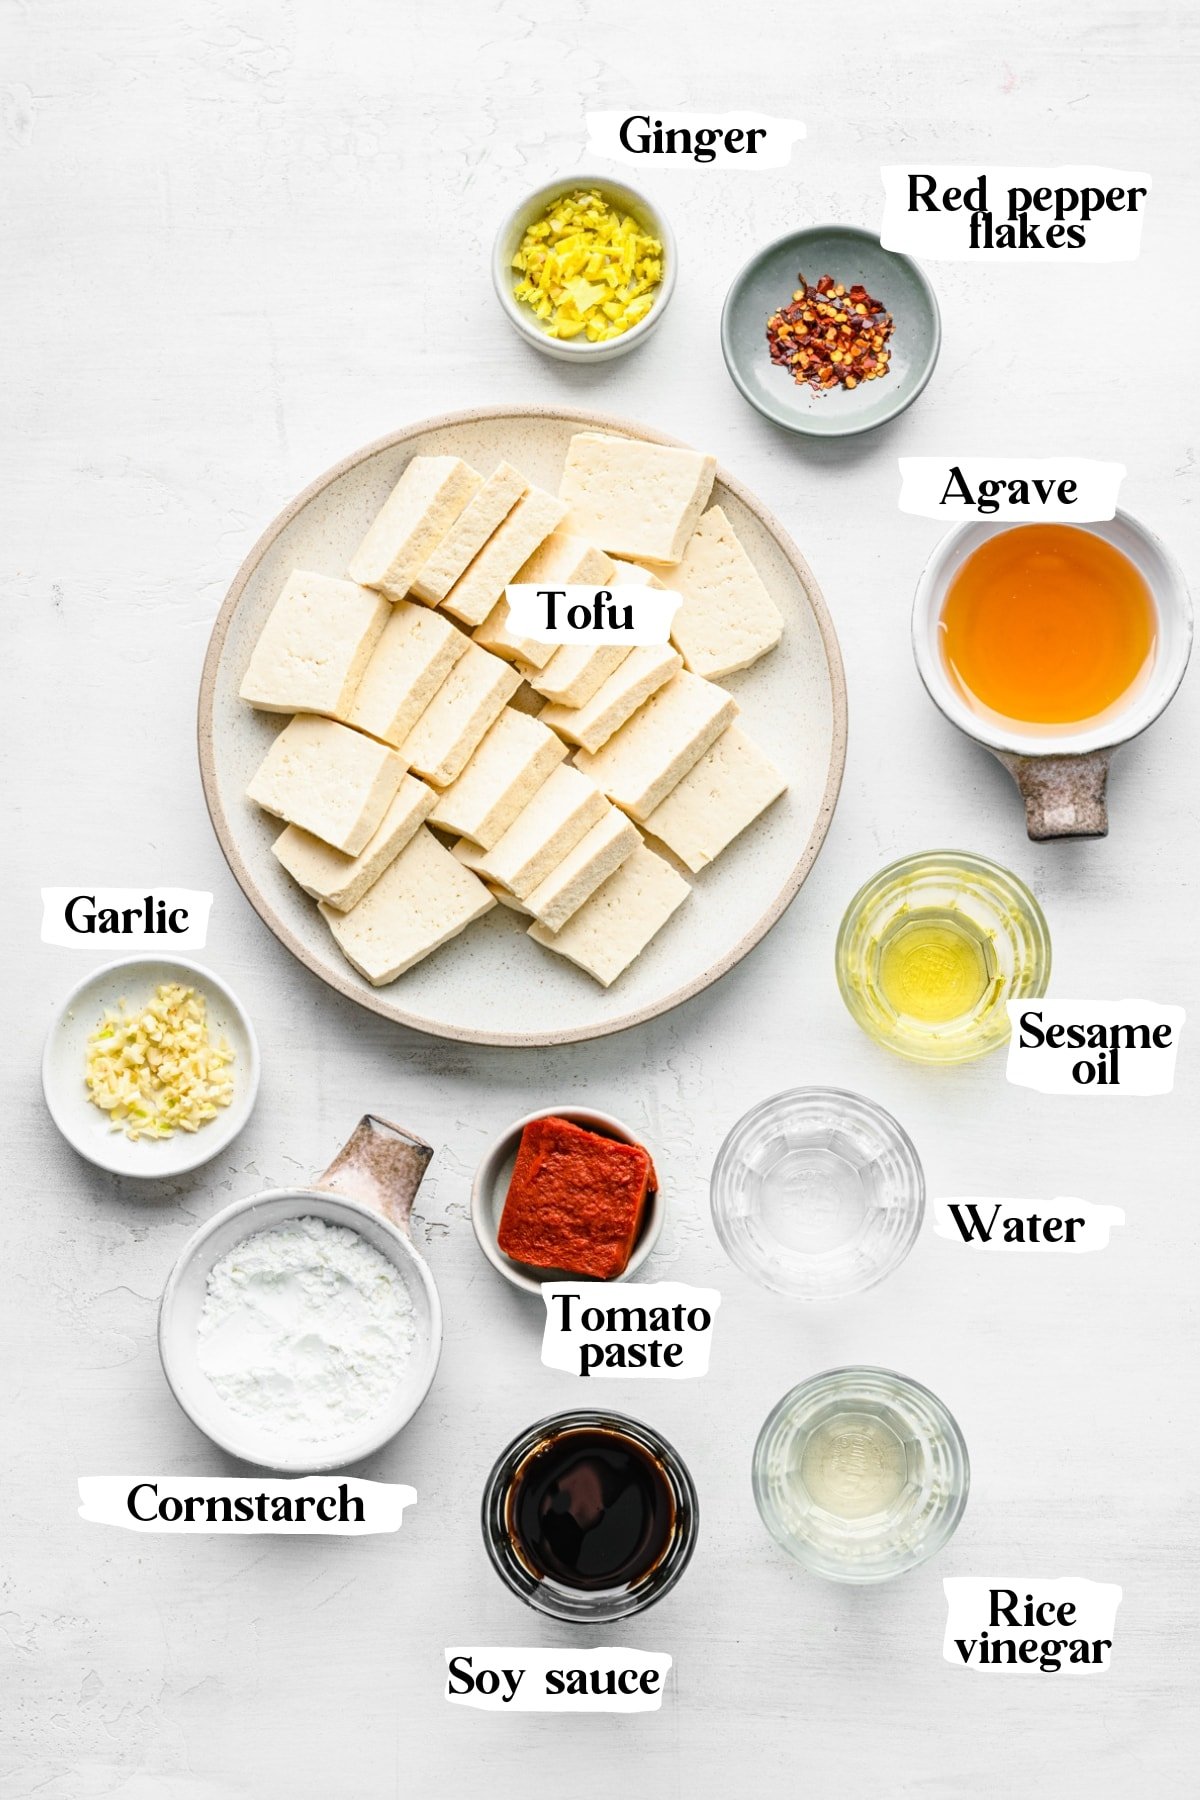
720, 226, 941, 437
197, 404, 848, 1047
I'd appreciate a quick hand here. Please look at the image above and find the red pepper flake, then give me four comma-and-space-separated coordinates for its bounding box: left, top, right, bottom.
766, 272, 894, 393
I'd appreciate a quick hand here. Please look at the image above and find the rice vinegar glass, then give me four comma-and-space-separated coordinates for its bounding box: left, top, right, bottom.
752, 1367, 969, 1583
835, 850, 1051, 1063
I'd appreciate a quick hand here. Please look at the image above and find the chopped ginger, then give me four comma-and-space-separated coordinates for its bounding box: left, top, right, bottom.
85, 982, 235, 1141
511, 188, 664, 342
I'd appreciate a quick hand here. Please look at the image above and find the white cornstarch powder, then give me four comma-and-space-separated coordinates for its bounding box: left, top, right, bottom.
197, 1216, 416, 1442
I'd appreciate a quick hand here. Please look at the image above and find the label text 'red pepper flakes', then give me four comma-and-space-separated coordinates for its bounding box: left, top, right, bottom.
766, 273, 894, 392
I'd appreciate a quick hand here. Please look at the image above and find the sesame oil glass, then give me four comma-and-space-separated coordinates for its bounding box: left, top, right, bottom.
836, 850, 1051, 1063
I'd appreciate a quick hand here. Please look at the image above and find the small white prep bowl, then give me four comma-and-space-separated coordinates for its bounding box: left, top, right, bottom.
42, 955, 260, 1179
913, 511, 1193, 760
491, 172, 676, 362
159, 1187, 442, 1473
471, 1106, 665, 1294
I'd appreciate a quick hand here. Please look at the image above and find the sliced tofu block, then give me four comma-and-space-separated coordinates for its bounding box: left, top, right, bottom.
612, 558, 664, 584
575, 671, 738, 822
246, 715, 406, 856
271, 774, 437, 911
476, 765, 608, 899
663, 505, 785, 678
507, 680, 546, 718
239, 570, 390, 720
474, 534, 615, 669
450, 841, 533, 913
400, 642, 521, 788
528, 844, 690, 987
349, 456, 481, 600
320, 826, 495, 985
450, 837, 489, 875
410, 462, 529, 605
558, 432, 716, 564
489, 883, 532, 916
526, 557, 666, 706
641, 725, 787, 872
525, 642, 630, 709
539, 645, 681, 754
441, 486, 569, 628
429, 709, 566, 849
523, 807, 641, 933
348, 601, 468, 747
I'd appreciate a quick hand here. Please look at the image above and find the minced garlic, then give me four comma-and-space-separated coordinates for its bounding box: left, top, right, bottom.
512, 188, 663, 342
85, 982, 235, 1141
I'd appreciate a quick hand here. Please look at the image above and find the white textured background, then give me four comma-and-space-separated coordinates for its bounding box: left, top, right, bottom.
3, 3, 1197, 1796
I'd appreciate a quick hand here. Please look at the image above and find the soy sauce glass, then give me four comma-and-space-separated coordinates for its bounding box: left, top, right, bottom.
481, 1409, 699, 1623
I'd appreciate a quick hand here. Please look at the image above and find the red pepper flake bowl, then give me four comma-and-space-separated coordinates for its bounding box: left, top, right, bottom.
721, 224, 941, 437
471, 1106, 666, 1293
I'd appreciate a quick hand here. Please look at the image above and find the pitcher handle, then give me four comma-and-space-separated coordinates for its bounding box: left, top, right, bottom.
991, 748, 1111, 842
315, 1114, 434, 1234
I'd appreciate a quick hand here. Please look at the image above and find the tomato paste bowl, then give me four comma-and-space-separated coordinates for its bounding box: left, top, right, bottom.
471, 1106, 665, 1293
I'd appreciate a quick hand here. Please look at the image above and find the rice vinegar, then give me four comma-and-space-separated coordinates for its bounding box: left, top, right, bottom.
798, 1411, 910, 1520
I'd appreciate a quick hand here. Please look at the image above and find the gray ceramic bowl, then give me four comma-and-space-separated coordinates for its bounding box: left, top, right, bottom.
721, 225, 941, 437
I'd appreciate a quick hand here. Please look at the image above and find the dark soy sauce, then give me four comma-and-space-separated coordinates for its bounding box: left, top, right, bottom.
507, 1427, 676, 1591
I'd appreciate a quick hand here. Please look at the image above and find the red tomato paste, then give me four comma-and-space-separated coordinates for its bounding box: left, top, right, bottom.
497, 1116, 656, 1280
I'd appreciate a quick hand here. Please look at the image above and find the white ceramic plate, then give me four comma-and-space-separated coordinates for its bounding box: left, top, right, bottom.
199, 406, 847, 1046
42, 955, 260, 1178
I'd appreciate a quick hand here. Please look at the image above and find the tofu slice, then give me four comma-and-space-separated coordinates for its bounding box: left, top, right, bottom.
641, 725, 787, 872
272, 774, 437, 911
488, 883, 532, 916
348, 456, 481, 600
558, 432, 716, 564
429, 709, 566, 849
474, 535, 615, 669
476, 765, 608, 899
239, 570, 390, 720
348, 601, 468, 747
524, 642, 629, 709
440, 486, 569, 628
450, 840, 534, 913
524, 557, 648, 707
410, 462, 529, 605
523, 808, 641, 933
575, 671, 738, 822
611, 558, 666, 587
528, 844, 690, 986
246, 715, 406, 856
539, 645, 681, 754
320, 826, 495, 985
400, 642, 521, 788
507, 680, 546, 718
662, 505, 785, 678
450, 837, 489, 875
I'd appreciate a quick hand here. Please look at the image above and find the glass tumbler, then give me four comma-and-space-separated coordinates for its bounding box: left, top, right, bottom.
835, 849, 1051, 1063
481, 1409, 699, 1623
710, 1088, 925, 1300
752, 1366, 970, 1583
